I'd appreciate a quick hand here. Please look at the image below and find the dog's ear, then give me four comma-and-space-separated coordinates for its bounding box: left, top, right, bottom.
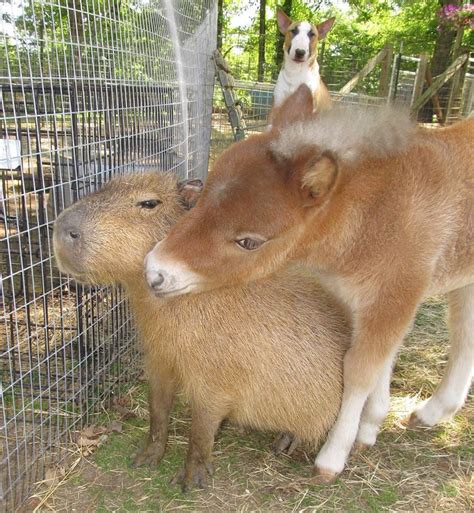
177, 179, 203, 210
298, 151, 338, 208
277, 8, 293, 34
316, 17, 335, 40
270, 84, 314, 131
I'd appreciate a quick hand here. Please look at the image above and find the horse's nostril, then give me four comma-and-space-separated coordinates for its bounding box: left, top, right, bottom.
69, 230, 81, 240
151, 273, 165, 290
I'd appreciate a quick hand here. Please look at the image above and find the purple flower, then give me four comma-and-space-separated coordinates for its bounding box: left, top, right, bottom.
445, 4, 458, 13
437, 2, 474, 30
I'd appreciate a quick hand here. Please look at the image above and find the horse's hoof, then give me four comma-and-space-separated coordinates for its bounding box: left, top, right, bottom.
353, 441, 372, 453
309, 467, 339, 485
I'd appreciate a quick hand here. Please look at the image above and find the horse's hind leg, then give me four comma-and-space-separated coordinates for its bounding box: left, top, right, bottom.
410, 284, 474, 426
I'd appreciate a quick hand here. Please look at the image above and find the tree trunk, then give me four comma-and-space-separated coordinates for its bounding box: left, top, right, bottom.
420, 0, 460, 121
217, 0, 224, 50
257, 0, 266, 81
431, 1, 460, 77
273, 0, 292, 80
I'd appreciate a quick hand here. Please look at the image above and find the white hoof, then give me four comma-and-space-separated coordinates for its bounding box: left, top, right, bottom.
410, 397, 460, 427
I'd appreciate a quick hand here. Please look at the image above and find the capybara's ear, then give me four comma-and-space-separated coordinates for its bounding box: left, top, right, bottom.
316, 17, 335, 40
178, 179, 204, 210
271, 84, 314, 131
300, 152, 338, 208
277, 8, 293, 34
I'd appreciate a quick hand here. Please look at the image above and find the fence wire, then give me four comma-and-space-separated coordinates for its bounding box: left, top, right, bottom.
0, 0, 216, 510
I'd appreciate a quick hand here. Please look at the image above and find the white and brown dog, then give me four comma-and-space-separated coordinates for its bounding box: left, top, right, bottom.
273, 9, 335, 113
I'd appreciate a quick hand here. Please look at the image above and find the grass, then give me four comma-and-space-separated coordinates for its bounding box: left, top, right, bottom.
28, 296, 473, 512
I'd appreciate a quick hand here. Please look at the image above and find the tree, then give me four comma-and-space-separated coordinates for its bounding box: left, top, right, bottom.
273, 0, 293, 79
257, 0, 267, 81
215, 0, 473, 88
429, 1, 464, 116
217, 0, 224, 49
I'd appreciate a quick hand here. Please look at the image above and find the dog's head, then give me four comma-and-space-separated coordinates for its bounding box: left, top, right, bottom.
277, 8, 335, 65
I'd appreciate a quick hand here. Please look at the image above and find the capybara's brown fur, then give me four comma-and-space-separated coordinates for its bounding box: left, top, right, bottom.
53, 172, 350, 490
145, 86, 474, 481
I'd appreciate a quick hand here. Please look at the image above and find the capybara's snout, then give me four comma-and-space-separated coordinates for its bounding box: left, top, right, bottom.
53, 209, 87, 276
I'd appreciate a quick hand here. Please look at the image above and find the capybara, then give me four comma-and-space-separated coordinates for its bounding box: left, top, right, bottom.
145, 85, 474, 482
53, 172, 350, 490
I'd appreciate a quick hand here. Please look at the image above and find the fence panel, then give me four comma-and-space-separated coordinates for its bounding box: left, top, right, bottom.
0, 1, 216, 510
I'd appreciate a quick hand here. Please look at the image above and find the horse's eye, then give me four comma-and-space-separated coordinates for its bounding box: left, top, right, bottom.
235, 238, 265, 251
137, 199, 161, 209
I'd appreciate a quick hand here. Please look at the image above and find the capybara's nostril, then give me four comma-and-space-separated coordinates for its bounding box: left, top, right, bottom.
150, 273, 165, 290
69, 230, 81, 240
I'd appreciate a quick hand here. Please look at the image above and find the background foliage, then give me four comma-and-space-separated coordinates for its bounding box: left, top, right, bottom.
218, 0, 473, 84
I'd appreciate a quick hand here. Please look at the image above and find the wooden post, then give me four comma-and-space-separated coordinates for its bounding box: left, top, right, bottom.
378, 44, 393, 99
214, 50, 247, 141
410, 53, 468, 115
388, 51, 402, 103
410, 53, 429, 117
338, 46, 389, 97
460, 75, 474, 117
445, 26, 466, 122
425, 67, 444, 123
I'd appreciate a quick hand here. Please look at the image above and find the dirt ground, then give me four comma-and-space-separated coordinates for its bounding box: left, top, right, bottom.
22, 296, 473, 513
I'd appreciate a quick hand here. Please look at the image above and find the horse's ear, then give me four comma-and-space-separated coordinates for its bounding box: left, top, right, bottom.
299, 152, 338, 208
270, 84, 314, 131
277, 8, 293, 34
316, 17, 335, 40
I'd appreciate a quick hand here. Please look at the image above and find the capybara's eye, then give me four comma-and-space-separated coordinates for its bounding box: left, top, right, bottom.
235, 238, 265, 251
137, 199, 161, 209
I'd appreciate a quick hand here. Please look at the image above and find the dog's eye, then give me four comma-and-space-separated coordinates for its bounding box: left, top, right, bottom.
137, 199, 161, 209
235, 238, 266, 251
291, 28, 298, 35
308, 31, 315, 38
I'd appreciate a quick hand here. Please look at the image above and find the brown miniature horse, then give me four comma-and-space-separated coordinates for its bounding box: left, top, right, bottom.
145, 85, 474, 482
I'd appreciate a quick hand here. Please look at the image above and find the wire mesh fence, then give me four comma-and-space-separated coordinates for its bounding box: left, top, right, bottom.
0, 0, 216, 510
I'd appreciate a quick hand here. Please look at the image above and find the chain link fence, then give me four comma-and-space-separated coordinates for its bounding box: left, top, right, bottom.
0, 1, 216, 510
